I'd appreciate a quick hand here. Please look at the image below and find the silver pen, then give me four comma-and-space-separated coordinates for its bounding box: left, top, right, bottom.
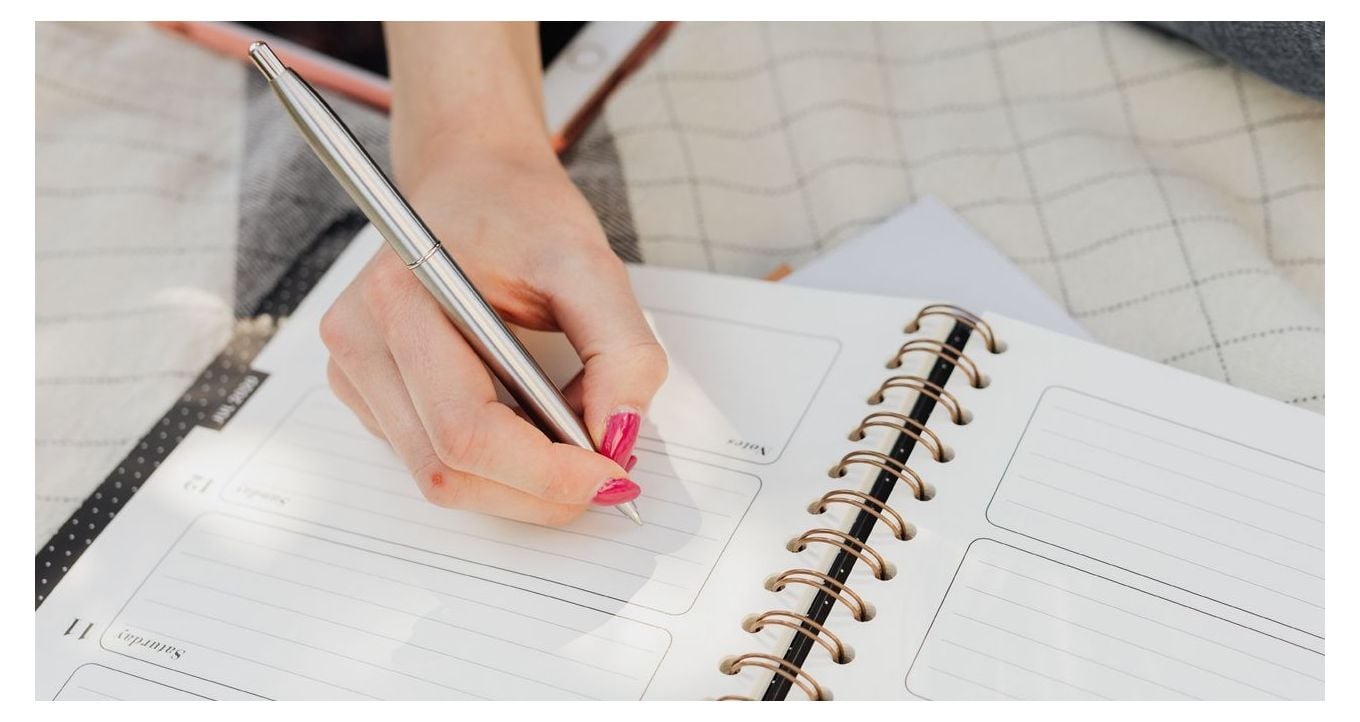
248, 42, 642, 526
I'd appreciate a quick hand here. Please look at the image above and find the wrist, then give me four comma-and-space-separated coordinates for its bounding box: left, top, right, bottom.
390, 108, 558, 192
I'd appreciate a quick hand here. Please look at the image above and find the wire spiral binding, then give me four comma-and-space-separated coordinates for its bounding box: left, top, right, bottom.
765, 569, 875, 621
888, 339, 988, 388
719, 653, 830, 701
829, 449, 931, 500
720, 305, 1003, 701
905, 304, 1005, 353
787, 529, 895, 580
808, 490, 913, 541
848, 412, 953, 461
868, 376, 971, 425
743, 610, 853, 663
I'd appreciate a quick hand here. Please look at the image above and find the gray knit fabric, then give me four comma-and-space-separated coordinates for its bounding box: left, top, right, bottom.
235, 74, 391, 316
1152, 21, 1324, 100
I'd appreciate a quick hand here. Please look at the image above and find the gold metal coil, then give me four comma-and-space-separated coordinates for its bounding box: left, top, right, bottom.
868, 375, 971, 425
887, 339, 986, 388
720, 652, 828, 701
743, 610, 853, 664
829, 449, 932, 500
766, 568, 874, 622
848, 411, 952, 462
808, 489, 914, 540
906, 304, 1004, 353
788, 528, 894, 580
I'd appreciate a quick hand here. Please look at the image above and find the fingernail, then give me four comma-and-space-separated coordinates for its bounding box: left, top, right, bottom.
592, 478, 641, 505
625, 454, 638, 472
599, 410, 641, 466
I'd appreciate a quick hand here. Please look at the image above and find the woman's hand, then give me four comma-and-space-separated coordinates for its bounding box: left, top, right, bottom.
321, 23, 667, 526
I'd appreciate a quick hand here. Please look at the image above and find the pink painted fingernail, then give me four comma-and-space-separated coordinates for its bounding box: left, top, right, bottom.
625, 454, 638, 472
599, 410, 641, 466
592, 478, 641, 506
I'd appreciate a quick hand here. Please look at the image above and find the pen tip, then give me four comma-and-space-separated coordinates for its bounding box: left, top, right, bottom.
618, 501, 643, 526
247, 41, 285, 81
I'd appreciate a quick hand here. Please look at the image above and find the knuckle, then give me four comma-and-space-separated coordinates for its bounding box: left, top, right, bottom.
429, 399, 487, 470
318, 306, 352, 356
360, 259, 411, 319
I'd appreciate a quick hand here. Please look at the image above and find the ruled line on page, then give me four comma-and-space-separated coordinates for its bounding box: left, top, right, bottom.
1028, 452, 1321, 551
145, 594, 597, 700
935, 638, 1111, 699
104, 515, 671, 700
161, 564, 644, 681
235, 480, 695, 586
268, 435, 741, 520
986, 387, 1324, 636
55, 663, 233, 701
192, 529, 663, 653
224, 389, 762, 614
1037, 428, 1323, 523
923, 665, 1022, 700
906, 541, 1324, 700
112, 621, 371, 700
139, 600, 494, 700
1014, 473, 1321, 578
973, 560, 1322, 682
950, 612, 1201, 698
1048, 405, 1321, 494
961, 586, 1283, 697
256, 467, 714, 564
76, 686, 121, 700
1001, 499, 1321, 609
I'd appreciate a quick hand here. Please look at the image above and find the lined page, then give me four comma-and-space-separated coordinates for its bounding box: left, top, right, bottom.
907, 540, 1323, 700
103, 515, 671, 700
222, 389, 761, 614
53, 664, 216, 701
987, 387, 1323, 637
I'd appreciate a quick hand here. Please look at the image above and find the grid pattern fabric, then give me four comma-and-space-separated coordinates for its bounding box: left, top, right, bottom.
35, 22, 244, 549
605, 21, 1324, 412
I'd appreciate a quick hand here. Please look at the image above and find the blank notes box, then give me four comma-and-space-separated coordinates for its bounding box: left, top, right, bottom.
985, 387, 1323, 636
103, 515, 672, 700
906, 540, 1322, 700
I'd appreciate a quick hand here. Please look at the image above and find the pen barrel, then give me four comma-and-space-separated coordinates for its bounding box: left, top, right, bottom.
259, 56, 596, 452
411, 248, 597, 451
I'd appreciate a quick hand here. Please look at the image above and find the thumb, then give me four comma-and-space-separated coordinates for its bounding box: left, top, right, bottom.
544, 253, 668, 466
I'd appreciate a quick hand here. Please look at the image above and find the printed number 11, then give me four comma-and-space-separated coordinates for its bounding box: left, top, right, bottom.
64, 618, 94, 640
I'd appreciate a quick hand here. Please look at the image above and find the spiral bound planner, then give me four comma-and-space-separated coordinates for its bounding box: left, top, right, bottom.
36, 226, 1324, 701
726, 305, 993, 701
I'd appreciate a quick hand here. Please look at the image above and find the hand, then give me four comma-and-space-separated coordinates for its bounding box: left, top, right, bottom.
320, 141, 668, 526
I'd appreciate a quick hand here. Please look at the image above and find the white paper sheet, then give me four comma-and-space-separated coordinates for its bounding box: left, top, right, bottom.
817, 315, 1324, 700
36, 226, 1323, 701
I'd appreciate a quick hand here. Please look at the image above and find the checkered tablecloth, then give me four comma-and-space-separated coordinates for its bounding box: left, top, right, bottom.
602, 21, 1323, 409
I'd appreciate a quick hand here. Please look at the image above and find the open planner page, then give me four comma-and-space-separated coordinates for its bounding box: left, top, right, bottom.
814, 314, 1324, 700
35, 226, 952, 700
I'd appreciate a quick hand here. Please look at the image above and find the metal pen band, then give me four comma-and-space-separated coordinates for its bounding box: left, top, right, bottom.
405, 241, 445, 270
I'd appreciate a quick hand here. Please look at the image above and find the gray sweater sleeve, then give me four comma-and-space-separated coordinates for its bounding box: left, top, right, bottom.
1149, 21, 1324, 101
